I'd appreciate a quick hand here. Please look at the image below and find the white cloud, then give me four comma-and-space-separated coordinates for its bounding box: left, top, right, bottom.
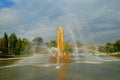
0, 0, 120, 44
0, 8, 20, 26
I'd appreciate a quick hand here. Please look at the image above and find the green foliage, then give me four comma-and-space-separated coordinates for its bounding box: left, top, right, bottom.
0, 32, 31, 57
45, 40, 57, 48
114, 40, 120, 52
105, 43, 115, 53
98, 40, 120, 53
46, 40, 72, 53
22, 38, 31, 53
0, 32, 8, 56
32, 37, 43, 45
32, 37, 44, 51
8, 33, 17, 55
98, 46, 105, 52
15, 38, 22, 55
48, 40, 57, 48
64, 41, 72, 53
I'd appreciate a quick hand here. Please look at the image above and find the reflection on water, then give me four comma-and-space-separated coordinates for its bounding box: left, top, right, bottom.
0, 60, 19, 66
58, 63, 69, 80
0, 61, 120, 80
0, 54, 120, 80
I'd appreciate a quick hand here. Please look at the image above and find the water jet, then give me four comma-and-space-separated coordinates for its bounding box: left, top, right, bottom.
50, 26, 73, 63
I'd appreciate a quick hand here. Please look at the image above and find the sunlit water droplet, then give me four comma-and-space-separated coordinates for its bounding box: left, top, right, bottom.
56, 65, 60, 69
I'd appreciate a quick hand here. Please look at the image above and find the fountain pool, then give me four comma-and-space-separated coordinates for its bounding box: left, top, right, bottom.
0, 26, 120, 80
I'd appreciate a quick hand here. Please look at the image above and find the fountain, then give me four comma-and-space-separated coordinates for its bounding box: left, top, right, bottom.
0, 26, 120, 80
50, 26, 73, 63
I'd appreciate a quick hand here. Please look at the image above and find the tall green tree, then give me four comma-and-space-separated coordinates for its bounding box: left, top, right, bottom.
0, 38, 2, 50
22, 38, 30, 53
1, 32, 8, 56
15, 38, 22, 55
8, 33, 17, 55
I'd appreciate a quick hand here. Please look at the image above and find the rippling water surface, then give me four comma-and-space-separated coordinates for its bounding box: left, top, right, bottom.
0, 53, 120, 80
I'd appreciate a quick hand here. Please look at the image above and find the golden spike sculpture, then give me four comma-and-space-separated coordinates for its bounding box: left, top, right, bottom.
50, 26, 73, 63
57, 27, 64, 54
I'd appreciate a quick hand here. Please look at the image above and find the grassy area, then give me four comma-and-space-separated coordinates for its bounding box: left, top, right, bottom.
0, 54, 32, 61
109, 52, 120, 57
0, 54, 31, 58
98, 52, 107, 55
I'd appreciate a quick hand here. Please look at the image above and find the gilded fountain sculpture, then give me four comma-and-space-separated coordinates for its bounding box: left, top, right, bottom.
50, 26, 72, 63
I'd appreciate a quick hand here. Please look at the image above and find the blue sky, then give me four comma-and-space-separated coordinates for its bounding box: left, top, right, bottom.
0, 0, 120, 45
0, 0, 14, 8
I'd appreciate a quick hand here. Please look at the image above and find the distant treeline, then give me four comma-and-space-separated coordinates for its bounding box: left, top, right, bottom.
98, 40, 120, 53
0, 32, 120, 58
0, 32, 31, 57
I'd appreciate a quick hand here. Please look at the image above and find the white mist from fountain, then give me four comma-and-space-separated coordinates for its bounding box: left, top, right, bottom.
47, 47, 61, 69
56, 51, 61, 69
64, 25, 119, 64
65, 26, 80, 61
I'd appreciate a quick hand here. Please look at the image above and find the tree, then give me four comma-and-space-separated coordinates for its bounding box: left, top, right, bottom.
114, 40, 120, 52
15, 38, 22, 55
22, 38, 31, 53
0, 32, 32, 57
32, 37, 44, 51
8, 33, 17, 55
105, 42, 115, 53
48, 40, 57, 48
98, 45, 105, 52
98, 40, 120, 53
32, 37, 43, 45
0, 38, 2, 53
0, 38, 2, 47
1, 32, 8, 56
